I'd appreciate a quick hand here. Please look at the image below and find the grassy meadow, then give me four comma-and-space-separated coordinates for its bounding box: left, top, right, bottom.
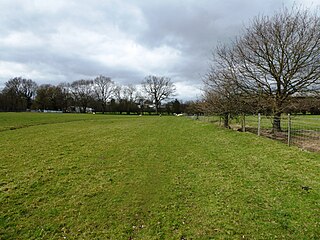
0, 113, 319, 239
204, 114, 320, 131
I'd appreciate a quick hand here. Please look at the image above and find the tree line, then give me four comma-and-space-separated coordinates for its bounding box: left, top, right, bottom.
0, 75, 198, 115
202, 7, 320, 132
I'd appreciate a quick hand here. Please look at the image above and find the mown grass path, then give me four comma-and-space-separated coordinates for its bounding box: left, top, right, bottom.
0, 113, 319, 239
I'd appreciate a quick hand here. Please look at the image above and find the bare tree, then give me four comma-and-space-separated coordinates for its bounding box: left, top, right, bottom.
34, 84, 68, 111
113, 84, 123, 102
20, 78, 38, 109
94, 75, 114, 114
110, 84, 140, 114
142, 75, 176, 114
58, 82, 73, 112
123, 84, 138, 103
204, 54, 248, 128
70, 79, 94, 113
204, 44, 261, 128
208, 7, 320, 131
123, 85, 141, 114
2, 77, 38, 111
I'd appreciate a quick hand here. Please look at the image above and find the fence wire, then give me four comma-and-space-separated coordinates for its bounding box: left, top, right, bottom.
192, 114, 320, 152
290, 116, 320, 151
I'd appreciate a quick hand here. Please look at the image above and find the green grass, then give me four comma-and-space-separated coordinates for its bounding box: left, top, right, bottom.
0, 112, 112, 132
204, 114, 320, 131
246, 115, 320, 131
0, 113, 319, 239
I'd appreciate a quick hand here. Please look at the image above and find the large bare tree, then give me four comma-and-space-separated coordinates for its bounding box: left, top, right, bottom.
70, 79, 94, 113
142, 75, 176, 114
94, 75, 114, 114
2, 77, 38, 111
207, 7, 320, 131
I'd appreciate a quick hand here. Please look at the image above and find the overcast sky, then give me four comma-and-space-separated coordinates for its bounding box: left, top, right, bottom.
0, 0, 318, 100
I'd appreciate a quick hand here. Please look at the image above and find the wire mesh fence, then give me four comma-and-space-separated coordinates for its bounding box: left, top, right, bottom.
192, 114, 320, 152
289, 116, 320, 151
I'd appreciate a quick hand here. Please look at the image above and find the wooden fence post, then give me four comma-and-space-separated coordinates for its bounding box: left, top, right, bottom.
288, 114, 291, 146
242, 114, 246, 132
258, 113, 261, 136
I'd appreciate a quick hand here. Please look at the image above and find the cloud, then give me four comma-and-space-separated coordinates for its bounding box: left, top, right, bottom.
175, 81, 202, 101
0, 0, 318, 99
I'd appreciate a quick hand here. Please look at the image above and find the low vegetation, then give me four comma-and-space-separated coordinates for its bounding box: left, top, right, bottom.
0, 113, 319, 239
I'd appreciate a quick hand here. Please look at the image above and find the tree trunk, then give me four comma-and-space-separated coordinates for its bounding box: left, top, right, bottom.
102, 102, 106, 114
155, 100, 160, 115
223, 112, 230, 128
155, 103, 159, 115
272, 112, 282, 132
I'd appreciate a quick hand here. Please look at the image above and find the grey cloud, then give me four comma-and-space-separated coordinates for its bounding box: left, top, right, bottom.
136, 0, 285, 49
0, 0, 317, 100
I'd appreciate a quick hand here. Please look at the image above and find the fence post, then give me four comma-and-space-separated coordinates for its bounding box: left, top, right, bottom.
288, 114, 291, 146
258, 113, 261, 136
242, 114, 246, 132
